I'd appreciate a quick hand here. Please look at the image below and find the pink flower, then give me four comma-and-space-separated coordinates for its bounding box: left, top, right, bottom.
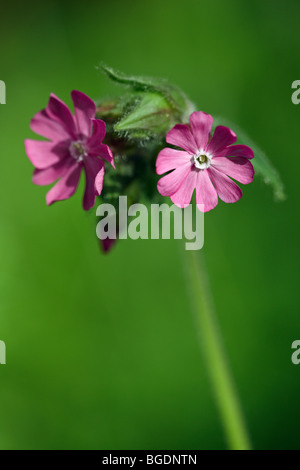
156, 111, 254, 212
25, 91, 115, 210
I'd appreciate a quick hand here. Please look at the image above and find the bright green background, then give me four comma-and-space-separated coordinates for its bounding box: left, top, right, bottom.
0, 0, 299, 450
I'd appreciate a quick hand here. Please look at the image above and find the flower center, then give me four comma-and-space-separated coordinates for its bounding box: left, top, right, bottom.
193, 152, 212, 170
69, 141, 87, 162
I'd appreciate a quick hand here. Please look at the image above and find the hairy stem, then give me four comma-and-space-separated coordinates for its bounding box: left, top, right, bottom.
183, 248, 251, 450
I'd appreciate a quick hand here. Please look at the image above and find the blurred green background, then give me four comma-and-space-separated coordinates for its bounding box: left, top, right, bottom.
0, 0, 299, 450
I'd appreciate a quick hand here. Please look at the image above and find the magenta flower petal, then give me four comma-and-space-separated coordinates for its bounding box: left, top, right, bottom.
156, 112, 255, 211
189, 111, 213, 150
71, 90, 96, 137
208, 166, 243, 203
156, 112, 254, 212
170, 169, 198, 208
88, 119, 107, 146
32, 158, 71, 186
207, 125, 237, 154
30, 109, 70, 142
83, 157, 105, 211
156, 148, 190, 175
46, 162, 82, 206
47, 93, 77, 138
157, 163, 191, 197
26, 91, 114, 210
25, 139, 67, 169
166, 124, 198, 154
95, 167, 105, 196
88, 142, 115, 168
212, 157, 254, 184
214, 144, 254, 159
196, 170, 218, 212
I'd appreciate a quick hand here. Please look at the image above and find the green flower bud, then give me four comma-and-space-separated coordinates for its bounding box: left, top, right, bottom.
96, 65, 195, 141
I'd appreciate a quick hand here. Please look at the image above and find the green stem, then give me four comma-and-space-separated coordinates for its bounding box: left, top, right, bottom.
183, 249, 252, 450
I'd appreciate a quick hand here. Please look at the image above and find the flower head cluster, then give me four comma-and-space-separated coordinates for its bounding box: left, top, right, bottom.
156, 111, 254, 212
25, 71, 257, 252
25, 91, 114, 210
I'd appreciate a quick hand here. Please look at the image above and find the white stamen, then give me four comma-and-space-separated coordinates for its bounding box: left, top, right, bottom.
69, 141, 87, 162
193, 151, 212, 170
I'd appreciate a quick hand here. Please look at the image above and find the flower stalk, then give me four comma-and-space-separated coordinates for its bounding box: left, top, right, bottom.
183, 248, 252, 450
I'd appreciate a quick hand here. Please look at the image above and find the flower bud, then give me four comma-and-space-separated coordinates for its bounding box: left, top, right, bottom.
96, 65, 195, 141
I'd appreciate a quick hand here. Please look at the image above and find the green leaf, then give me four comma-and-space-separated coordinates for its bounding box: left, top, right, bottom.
99, 64, 194, 118
213, 117, 286, 201
114, 93, 174, 137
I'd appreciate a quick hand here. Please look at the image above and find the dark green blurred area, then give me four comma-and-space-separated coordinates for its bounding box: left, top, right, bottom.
0, 0, 299, 450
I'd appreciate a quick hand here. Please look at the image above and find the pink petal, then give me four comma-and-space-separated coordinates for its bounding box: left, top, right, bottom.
196, 170, 218, 212
25, 139, 68, 169
211, 157, 254, 184
46, 162, 82, 206
157, 163, 191, 197
95, 167, 105, 195
207, 126, 237, 154
32, 158, 72, 185
83, 157, 105, 211
30, 109, 70, 142
88, 142, 115, 168
208, 166, 242, 203
214, 144, 254, 159
189, 111, 213, 150
156, 148, 191, 175
47, 93, 76, 138
166, 124, 198, 154
71, 90, 96, 137
170, 169, 198, 208
88, 119, 106, 147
